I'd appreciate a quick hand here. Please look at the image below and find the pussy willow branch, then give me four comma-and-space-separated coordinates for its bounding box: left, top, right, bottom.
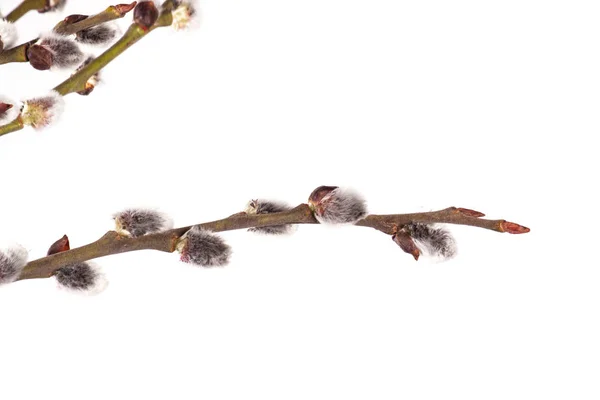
17, 204, 525, 281
0, 1, 176, 137
4, 0, 46, 23
0, 2, 137, 65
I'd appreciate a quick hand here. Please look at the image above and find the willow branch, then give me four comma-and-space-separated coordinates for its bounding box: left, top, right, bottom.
54, 2, 138, 35
0, 3, 137, 66
4, 0, 46, 23
0, 2, 175, 138
16, 204, 528, 282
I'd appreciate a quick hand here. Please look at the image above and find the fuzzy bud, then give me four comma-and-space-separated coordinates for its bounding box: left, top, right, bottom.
0, 246, 28, 285
171, 1, 196, 30
177, 226, 231, 267
28, 34, 83, 70
245, 199, 293, 235
404, 223, 457, 260
114, 208, 173, 237
47, 235, 70, 255
76, 24, 118, 46
54, 262, 107, 294
20, 91, 64, 130
308, 186, 367, 224
134, 1, 159, 29
0, 19, 17, 51
38, 0, 67, 13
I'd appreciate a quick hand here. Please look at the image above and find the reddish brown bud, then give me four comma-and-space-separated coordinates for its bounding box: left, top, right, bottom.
0, 102, 13, 116
134, 1, 159, 29
309, 186, 337, 204
63, 14, 89, 25
392, 230, 421, 261
500, 221, 530, 234
27, 44, 54, 70
457, 207, 485, 218
115, 2, 138, 16
47, 235, 70, 255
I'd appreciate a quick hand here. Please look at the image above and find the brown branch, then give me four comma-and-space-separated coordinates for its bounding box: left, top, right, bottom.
16, 204, 529, 282
4, 0, 46, 23
0, 2, 137, 66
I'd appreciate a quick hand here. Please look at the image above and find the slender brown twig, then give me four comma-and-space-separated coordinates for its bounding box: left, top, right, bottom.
16, 204, 529, 282
4, 0, 46, 23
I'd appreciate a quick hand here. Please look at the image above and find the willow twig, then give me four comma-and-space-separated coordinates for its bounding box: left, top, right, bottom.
16, 204, 529, 282
0, 2, 138, 65
0, 1, 176, 138
4, 0, 46, 23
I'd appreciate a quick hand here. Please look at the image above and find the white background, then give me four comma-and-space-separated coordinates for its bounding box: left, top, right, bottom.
1, 0, 598, 399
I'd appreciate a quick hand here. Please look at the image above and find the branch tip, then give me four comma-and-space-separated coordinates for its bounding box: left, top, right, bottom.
499, 221, 530, 234
115, 2, 138, 15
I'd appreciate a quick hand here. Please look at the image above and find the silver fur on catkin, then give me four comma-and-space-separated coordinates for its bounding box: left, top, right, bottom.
20, 91, 64, 129
33, 33, 83, 69
54, 262, 106, 293
114, 208, 173, 238
0, 19, 18, 50
76, 24, 118, 45
178, 226, 231, 267
0, 246, 28, 285
245, 199, 293, 235
404, 223, 457, 260
308, 186, 367, 224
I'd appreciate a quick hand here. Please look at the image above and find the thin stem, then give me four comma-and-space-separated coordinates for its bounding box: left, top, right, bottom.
0, 2, 174, 138
5, 0, 46, 23
16, 204, 528, 282
53, 2, 138, 35
54, 23, 147, 95
0, 117, 24, 136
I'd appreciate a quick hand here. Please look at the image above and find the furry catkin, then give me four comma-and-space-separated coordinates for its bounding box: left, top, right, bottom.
179, 226, 231, 267
309, 186, 367, 224
76, 24, 118, 45
54, 262, 106, 293
0, 246, 28, 285
20, 91, 64, 129
36, 33, 83, 68
246, 199, 293, 234
405, 223, 457, 259
114, 208, 173, 237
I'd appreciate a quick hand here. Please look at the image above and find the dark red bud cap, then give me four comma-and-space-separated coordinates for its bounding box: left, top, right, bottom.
27, 44, 54, 70
47, 235, 71, 255
500, 221, 530, 234
457, 207, 485, 218
392, 230, 421, 261
0, 102, 13, 116
308, 185, 338, 204
134, 1, 159, 29
115, 2, 138, 15
63, 14, 89, 25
